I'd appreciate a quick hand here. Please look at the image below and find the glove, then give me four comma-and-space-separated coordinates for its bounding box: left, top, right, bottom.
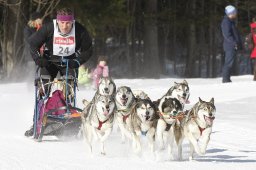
68, 59, 80, 69
64, 52, 80, 59
35, 58, 49, 68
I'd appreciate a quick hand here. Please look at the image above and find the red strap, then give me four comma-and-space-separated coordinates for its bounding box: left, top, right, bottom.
198, 126, 206, 136
123, 114, 130, 123
97, 119, 108, 130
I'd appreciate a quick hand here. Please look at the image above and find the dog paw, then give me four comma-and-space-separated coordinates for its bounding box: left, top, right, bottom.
101, 152, 106, 156
200, 148, 207, 155
155, 151, 164, 162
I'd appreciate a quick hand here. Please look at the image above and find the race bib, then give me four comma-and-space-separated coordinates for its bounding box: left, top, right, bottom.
53, 19, 76, 56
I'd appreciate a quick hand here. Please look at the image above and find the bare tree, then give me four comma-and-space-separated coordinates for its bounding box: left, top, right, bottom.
0, 0, 60, 79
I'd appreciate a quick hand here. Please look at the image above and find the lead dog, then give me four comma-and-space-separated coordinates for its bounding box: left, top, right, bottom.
129, 99, 159, 153
174, 98, 216, 161
81, 95, 116, 155
115, 86, 136, 143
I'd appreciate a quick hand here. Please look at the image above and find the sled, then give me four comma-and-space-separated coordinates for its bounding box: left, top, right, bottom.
33, 60, 83, 142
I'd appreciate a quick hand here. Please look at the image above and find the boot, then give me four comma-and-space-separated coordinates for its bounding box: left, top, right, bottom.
24, 127, 34, 137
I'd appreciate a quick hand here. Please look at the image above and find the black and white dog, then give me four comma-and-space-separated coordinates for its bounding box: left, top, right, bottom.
155, 97, 183, 160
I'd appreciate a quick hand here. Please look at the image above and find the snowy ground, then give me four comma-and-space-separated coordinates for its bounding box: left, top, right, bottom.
0, 75, 256, 170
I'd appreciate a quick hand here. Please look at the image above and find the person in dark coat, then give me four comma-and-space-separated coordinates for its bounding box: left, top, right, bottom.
23, 12, 43, 76
221, 5, 242, 83
24, 12, 43, 44
28, 7, 92, 80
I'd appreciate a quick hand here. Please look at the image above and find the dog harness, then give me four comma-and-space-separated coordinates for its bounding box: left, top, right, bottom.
141, 131, 148, 136
198, 126, 206, 136
97, 118, 108, 130
165, 124, 172, 131
122, 114, 130, 123
193, 118, 211, 136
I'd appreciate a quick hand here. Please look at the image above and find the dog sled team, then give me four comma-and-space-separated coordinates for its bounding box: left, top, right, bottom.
24, 7, 216, 161
81, 77, 216, 161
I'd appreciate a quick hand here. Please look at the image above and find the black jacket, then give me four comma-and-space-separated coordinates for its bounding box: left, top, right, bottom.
221, 16, 242, 51
23, 25, 37, 62
28, 21, 92, 65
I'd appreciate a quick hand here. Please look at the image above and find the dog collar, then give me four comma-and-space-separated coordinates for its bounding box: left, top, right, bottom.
96, 113, 109, 130
122, 114, 130, 123
194, 118, 210, 136
141, 131, 148, 136
158, 111, 185, 120
97, 118, 109, 130
198, 126, 206, 136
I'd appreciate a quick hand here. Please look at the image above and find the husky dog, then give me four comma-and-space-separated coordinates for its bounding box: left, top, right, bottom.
132, 90, 150, 100
163, 80, 190, 108
81, 95, 116, 155
97, 77, 116, 97
174, 98, 216, 161
82, 77, 116, 111
156, 97, 183, 159
129, 99, 159, 153
115, 86, 136, 143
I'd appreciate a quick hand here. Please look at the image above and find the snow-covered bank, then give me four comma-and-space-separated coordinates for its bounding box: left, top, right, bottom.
0, 76, 255, 170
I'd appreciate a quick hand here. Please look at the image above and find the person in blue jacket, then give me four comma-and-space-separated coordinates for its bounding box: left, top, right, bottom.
221, 5, 242, 83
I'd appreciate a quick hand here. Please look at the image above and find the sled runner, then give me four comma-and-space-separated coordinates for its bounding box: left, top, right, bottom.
33, 60, 83, 142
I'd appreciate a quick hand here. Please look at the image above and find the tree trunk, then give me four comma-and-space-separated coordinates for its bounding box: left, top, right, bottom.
1, 0, 29, 79
185, 0, 196, 77
143, 0, 160, 78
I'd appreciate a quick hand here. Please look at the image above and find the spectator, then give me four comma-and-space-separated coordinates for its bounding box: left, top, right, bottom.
250, 17, 256, 81
92, 56, 109, 89
221, 5, 242, 83
23, 12, 43, 76
78, 63, 92, 88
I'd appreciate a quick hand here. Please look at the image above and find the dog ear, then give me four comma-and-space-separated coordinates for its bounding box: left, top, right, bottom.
199, 97, 203, 103
210, 98, 214, 104
174, 82, 178, 85
183, 80, 188, 85
153, 99, 160, 108
127, 86, 132, 92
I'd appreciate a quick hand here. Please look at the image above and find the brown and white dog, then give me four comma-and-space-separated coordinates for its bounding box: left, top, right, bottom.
173, 98, 216, 161
128, 99, 159, 153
